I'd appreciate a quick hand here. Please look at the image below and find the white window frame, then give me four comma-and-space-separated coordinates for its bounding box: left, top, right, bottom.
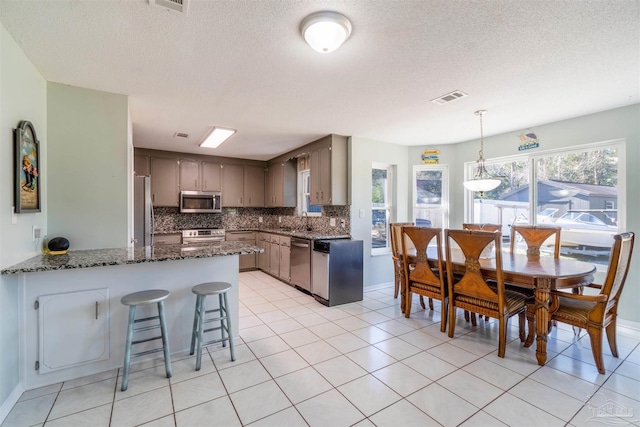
412, 164, 449, 229
371, 162, 393, 255
297, 169, 321, 216
464, 139, 626, 231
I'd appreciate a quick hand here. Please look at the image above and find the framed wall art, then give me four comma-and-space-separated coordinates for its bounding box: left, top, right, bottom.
15, 120, 41, 213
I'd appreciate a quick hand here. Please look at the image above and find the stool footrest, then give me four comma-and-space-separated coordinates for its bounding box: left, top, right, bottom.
133, 324, 161, 334
132, 335, 163, 345
201, 337, 231, 347
203, 325, 230, 334
131, 347, 166, 358
134, 315, 160, 324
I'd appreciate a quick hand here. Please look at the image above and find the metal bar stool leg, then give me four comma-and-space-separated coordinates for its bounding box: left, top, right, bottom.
189, 296, 200, 356
219, 294, 227, 348
195, 295, 206, 371
122, 305, 136, 392
223, 291, 235, 361
157, 300, 172, 378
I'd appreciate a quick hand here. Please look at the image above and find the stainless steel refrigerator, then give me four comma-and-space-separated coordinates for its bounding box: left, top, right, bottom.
133, 176, 154, 247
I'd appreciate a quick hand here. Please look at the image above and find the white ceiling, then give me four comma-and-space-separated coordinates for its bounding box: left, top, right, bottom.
1, 0, 638, 161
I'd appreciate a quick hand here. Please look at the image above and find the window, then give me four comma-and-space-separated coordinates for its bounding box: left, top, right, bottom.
372, 163, 392, 254
466, 141, 624, 269
413, 165, 449, 229
298, 169, 321, 216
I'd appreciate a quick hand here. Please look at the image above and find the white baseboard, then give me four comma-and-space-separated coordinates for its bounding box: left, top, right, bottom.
364, 281, 394, 292
618, 318, 640, 332
0, 383, 24, 425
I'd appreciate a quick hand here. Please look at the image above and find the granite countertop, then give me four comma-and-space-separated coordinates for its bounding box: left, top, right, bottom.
229, 229, 351, 240
1, 241, 262, 275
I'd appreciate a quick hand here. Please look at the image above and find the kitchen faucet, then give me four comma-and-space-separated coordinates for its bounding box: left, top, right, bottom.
301, 211, 311, 231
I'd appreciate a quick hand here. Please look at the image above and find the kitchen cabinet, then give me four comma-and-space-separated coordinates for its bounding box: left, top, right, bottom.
221, 163, 244, 206
244, 165, 265, 207
134, 154, 149, 176
153, 233, 181, 245
150, 157, 179, 206
269, 234, 280, 276
179, 159, 200, 191
37, 289, 110, 373
279, 236, 290, 282
201, 161, 221, 191
257, 233, 270, 271
309, 135, 348, 205
266, 161, 296, 207
226, 231, 256, 270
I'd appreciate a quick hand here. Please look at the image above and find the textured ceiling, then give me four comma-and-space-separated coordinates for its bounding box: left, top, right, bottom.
1, 0, 638, 161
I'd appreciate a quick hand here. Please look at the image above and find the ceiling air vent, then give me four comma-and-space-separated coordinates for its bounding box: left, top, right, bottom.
174, 132, 189, 139
149, 0, 189, 14
431, 90, 468, 105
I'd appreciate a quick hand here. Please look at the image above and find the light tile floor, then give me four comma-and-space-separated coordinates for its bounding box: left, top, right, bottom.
3, 270, 640, 427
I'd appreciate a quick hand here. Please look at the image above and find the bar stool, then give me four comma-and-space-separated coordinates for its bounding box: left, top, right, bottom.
190, 282, 235, 371
121, 289, 172, 391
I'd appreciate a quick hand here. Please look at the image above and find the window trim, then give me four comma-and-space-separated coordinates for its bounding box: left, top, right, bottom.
371, 162, 393, 255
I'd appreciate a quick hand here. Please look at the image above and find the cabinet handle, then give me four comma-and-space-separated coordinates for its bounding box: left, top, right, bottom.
321, 191, 324, 200
195, 179, 198, 187
204, 180, 207, 189
249, 196, 251, 205
152, 194, 155, 202
95, 301, 98, 320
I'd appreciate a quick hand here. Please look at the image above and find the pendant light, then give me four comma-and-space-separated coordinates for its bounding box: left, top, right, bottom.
300, 11, 352, 53
463, 110, 501, 195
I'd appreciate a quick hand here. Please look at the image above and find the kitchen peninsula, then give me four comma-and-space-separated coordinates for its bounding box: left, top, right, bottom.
1, 242, 262, 390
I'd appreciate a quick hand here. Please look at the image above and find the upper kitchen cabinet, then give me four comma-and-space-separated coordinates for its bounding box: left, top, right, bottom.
179, 159, 200, 191
244, 165, 265, 207
266, 161, 296, 207
134, 154, 149, 176
150, 157, 179, 206
309, 135, 348, 205
201, 161, 221, 191
221, 163, 244, 207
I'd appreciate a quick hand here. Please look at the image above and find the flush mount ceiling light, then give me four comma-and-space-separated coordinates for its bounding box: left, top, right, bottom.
199, 127, 236, 148
300, 11, 352, 53
463, 110, 501, 195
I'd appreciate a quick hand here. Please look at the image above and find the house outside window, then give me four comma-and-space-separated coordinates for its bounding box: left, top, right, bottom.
298, 169, 321, 216
372, 163, 392, 254
413, 165, 449, 229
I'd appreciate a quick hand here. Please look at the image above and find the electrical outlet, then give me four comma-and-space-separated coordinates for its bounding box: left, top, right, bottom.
32, 226, 41, 242
259, 216, 263, 223
330, 218, 336, 227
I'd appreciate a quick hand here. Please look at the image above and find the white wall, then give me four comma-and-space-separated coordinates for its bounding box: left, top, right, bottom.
0, 22, 47, 414
349, 137, 409, 288
47, 83, 129, 250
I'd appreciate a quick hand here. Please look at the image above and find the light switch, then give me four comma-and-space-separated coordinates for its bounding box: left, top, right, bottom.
330, 218, 336, 226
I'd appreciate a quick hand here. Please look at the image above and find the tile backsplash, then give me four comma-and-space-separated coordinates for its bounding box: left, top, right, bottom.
154, 206, 350, 235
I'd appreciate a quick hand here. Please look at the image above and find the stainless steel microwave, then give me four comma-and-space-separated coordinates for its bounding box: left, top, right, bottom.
179, 191, 222, 213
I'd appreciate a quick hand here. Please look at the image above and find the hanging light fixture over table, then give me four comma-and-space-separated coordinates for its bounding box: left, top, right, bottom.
463, 110, 501, 195
300, 11, 352, 53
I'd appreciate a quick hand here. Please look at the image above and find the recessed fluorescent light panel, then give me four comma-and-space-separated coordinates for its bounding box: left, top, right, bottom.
199, 127, 236, 148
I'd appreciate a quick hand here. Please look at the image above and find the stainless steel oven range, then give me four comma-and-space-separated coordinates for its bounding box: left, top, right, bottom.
182, 229, 226, 244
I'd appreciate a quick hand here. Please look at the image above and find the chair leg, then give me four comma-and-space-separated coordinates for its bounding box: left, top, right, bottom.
524, 306, 535, 348
393, 272, 400, 298
518, 312, 526, 343
448, 306, 456, 338
498, 317, 507, 358
223, 291, 236, 361
464, 311, 470, 322
157, 301, 172, 379
587, 327, 605, 375
121, 305, 136, 392
440, 298, 447, 333
419, 296, 426, 309
470, 312, 477, 326
605, 320, 618, 358
405, 290, 412, 318
428, 298, 434, 311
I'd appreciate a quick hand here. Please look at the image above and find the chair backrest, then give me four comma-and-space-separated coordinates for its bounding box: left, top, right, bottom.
463, 223, 501, 232
601, 232, 635, 305
402, 226, 444, 289
445, 229, 504, 304
510, 225, 561, 259
390, 222, 414, 257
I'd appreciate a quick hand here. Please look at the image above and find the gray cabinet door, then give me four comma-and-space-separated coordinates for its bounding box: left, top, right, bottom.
279, 238, 290, 282
202, 161, 221, 191
134, 155, 149, 176
244, 165, 265, 207
150, 157, 179, 206
309, 149, 321, 205
221, 163, 244, 206
318, 146, 332, 204
179, 159, 200, 191
269, 242, 280, 276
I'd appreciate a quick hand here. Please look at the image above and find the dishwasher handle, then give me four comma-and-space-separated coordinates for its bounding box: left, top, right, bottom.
291, 241, 309, 248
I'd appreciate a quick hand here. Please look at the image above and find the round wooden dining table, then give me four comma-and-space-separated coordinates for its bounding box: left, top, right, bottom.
402, 247, 596, 366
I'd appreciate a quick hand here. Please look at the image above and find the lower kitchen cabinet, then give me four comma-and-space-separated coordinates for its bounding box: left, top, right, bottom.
269, 234, 280, 276
37, 288, 110, 373
257, 233, 270, 271
226, 231, 256, 270
279, 236, 290, 282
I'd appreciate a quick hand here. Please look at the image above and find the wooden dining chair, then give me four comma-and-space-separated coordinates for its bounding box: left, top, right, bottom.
510, 225, 561, 259
402, 226, 447, 331
546, 232, 634, 374
462, 223, 502, 232
445, 229, 527, 357
390, 222, 427, 310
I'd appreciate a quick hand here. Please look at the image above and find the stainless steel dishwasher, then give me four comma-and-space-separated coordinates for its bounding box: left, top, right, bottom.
290, 238, 311, 293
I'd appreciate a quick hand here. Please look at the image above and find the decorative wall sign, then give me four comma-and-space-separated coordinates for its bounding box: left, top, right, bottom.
421, 148, 440, 164
518, 129, 539, 151
15, 120, 41, 213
